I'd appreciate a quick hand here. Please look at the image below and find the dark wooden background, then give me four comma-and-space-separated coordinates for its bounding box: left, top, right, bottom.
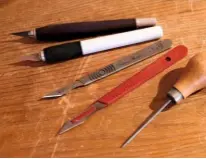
1, 0, 206, 157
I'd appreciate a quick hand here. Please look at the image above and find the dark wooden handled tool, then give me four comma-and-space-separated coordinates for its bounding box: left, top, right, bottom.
122, 51, 206, 148
12, 18, 156, 41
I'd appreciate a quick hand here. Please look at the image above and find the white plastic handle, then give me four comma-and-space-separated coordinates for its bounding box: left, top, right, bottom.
80, 26, 163, 55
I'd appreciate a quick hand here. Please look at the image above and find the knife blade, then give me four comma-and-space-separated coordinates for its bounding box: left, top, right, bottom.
43, 39, 172, 99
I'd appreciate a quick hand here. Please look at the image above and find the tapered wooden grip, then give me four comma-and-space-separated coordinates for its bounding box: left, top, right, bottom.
174, 52, 206, 98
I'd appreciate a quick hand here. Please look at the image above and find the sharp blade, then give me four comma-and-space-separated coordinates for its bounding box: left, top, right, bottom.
121, 99, 173, 148
20, 54, 41, 62
12, 31, 29, 37
42, 93, 63, 99
42, 88, 68, 99
58, 102, 105, 135
42, 81, 84, 99
58, 120, 85, 135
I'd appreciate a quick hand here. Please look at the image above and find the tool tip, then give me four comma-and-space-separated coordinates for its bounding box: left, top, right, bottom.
11, 31, 30, 37
58, 122, 71, 135
42, 92, 64, 99
58, 120, 85, 135
42, 86, 73, 99
58, 127, 68, 135
121, 142, 129, 148
42, 94, 62, 99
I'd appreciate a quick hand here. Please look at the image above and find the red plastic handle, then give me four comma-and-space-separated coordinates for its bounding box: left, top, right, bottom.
98, 45, 188, 105
69, 45, 187, 123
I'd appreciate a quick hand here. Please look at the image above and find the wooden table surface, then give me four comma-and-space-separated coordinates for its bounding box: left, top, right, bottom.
1, 0, 206, 157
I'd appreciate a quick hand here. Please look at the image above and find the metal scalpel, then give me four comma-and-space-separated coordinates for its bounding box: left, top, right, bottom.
43, 39, 172, 99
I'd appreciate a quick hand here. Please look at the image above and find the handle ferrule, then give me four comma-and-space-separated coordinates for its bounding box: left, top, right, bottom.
167, 87, 184, 103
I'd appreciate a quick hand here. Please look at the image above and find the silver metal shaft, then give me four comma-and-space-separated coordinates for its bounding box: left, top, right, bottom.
121, 99, 173, 148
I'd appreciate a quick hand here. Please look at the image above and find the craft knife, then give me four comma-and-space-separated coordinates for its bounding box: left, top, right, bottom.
43, 39, 172, 99
58, 45, 188, 135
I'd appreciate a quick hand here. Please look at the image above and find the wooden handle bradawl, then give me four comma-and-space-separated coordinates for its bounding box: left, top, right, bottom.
174, 52, 206, 98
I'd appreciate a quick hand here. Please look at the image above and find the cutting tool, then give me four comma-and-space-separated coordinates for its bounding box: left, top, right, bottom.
121, 50, 206, 148
58, 45, 188, 135
43, 39, 172, 99
19, 26, 163, 63
12, 18, 156, 41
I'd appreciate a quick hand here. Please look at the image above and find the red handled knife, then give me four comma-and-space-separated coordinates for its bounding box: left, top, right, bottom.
58, 45, 188, 135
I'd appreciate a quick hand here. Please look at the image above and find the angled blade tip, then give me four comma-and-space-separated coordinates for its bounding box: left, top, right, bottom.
42, 85, 75, 99
42, 91, 65, 99
42, 94, 63, 99
43, 82, 84, 99
11, 31, 29, 37
58, 120, 85, 135
58, 126, 69, 135
121, 141, 129, 148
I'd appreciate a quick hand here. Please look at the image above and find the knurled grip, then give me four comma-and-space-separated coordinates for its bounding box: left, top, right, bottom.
98, 45, 188, 105
43, 41, 82, 63
78, 39, 172, 85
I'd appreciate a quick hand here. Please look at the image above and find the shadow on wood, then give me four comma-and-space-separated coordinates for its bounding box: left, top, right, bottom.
149, 68, 183, 112
10, 60, 46, 67
5, 37, 47, 44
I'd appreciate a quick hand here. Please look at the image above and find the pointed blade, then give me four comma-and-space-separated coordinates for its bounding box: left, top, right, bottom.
42, 87, 69, 99
12, 31, 29, 37
42, 92, 63, 99
58, 120, 85, 135
42, 81, 84, 99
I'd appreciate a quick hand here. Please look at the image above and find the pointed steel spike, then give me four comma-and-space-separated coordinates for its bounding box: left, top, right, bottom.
58, 120, 85, 135
12, 31, 30, 37
121, 99, 173, 148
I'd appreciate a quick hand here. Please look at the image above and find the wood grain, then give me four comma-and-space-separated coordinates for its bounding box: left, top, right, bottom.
1, 0, 206, 157
174, 52, 206, 98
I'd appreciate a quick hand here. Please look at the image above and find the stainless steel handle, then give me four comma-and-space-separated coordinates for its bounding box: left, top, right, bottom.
43, 39, 172, 99
78, 39, 172, 85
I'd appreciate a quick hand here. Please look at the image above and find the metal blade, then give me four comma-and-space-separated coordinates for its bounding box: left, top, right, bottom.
43, 39, 172, 99
121, 99, 173, 148
58, 102, 106, 135
12, 31, 29, 37
58, 120, 85, 135
42, 81, 84, 99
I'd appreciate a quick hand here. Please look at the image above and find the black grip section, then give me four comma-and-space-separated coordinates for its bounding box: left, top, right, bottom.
36, 19, 136, 41
43, 42, 82, 63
